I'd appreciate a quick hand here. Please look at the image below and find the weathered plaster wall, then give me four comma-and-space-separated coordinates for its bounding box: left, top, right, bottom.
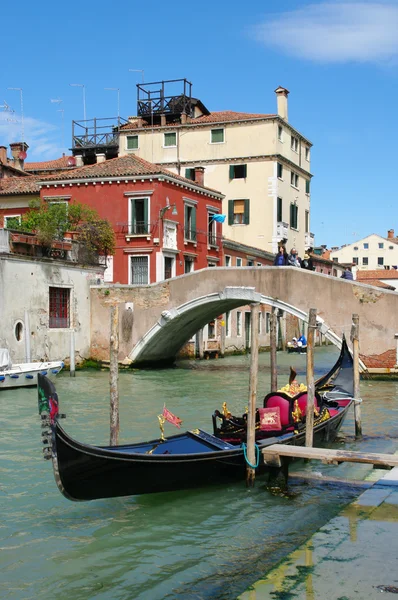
0, 254, 102, 363
90, 266, 398, 369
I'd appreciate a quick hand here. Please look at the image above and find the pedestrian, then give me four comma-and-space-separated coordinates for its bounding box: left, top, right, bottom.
273, 245, 288, 266
341, 268, 354, 280
301, 248, 315, 271
287, 247, 301, 267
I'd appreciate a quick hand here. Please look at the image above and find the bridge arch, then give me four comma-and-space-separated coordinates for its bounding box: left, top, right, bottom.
129, 286, 341, 366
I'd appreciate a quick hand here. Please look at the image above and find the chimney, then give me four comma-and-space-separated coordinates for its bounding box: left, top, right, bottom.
160, 114, 166, 126
194, 166, 205, 186
0, 146, 7, 164
75, 155, 84, 167
181, 113, 187, 125
9, 142, 29, 170
96, 153, 106, 163
388, 229, 395, 239
274, 86, 290, 121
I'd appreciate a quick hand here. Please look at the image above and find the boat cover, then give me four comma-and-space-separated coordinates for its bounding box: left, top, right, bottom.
0, 349, 12, 370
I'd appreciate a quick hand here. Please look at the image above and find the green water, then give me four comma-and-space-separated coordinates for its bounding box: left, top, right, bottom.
1, 348, 397, 600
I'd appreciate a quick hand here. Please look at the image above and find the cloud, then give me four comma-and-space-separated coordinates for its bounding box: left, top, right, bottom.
253, 3, 398, 63
0, 110, 63, 160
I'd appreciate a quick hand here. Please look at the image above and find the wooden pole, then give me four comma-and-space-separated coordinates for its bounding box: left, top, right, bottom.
220, 314, 226, 358
247, 303, 259, 487
270, 307, 278, 391
305, 308, 317, 448
69, 329, 76, 377
109, 304, 120, 446
279, 310, 286, 351
351, 314, 362, 438
24, 310, 31, 362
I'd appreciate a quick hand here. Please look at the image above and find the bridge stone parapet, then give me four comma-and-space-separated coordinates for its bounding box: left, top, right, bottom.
89, 267, 398, 372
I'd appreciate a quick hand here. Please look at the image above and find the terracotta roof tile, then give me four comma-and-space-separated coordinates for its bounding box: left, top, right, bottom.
356, 269, 398, 280
120, 110, 276, 130
24, 156, 74, 171
39, 154, 223, 195
0, 176, 41, 196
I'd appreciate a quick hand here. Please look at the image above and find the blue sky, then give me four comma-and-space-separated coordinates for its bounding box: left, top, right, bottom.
2, 0, 398, 247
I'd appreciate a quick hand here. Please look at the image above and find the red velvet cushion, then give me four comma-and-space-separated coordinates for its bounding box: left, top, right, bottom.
258, 407, 282, 431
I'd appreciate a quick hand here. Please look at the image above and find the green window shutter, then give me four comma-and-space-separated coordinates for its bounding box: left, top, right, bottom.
185, 168, 195, 180
164, 132, 176, 146
130, 199, 136, 233
211, 128, 224, 143
243, 199, 250, 225
127, 135, 138, 150
229, 165, 235, 179
243, 164, 247, 178
143, 198, 148, 233
305, 179, 310, 194
228, 200, 234, 225
192, 206, 197, 240
290, 204, 294, 227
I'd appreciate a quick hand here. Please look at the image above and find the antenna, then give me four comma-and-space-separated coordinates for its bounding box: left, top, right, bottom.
7, 87, 24, 140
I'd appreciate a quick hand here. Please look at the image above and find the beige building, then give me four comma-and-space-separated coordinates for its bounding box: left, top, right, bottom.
330, 229, 398, 271
117, 80, 314, 257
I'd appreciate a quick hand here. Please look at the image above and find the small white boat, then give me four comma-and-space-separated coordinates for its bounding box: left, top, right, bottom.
0, 349, 64, 390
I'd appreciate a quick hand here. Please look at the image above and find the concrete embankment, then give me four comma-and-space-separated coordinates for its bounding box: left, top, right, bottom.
238, 465, 398, 599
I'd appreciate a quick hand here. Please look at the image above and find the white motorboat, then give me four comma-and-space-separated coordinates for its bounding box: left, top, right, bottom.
0, 349, 64, 390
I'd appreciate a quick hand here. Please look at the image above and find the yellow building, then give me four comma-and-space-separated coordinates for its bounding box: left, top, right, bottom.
118, 80, 314, 256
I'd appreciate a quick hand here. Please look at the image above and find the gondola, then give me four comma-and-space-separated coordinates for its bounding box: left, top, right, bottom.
287, 344, 307, 354
37, 337, 354, 501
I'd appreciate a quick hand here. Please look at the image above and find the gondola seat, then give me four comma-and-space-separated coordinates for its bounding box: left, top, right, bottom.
295, 391, 323, 416
262, 393, 295, 429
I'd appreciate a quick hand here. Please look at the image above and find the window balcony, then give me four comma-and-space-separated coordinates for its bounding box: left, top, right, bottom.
276, 221, 289, 240
305, 232, 315, 248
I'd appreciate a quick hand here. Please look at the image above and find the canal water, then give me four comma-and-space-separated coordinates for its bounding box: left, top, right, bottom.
1, 347, 397, 600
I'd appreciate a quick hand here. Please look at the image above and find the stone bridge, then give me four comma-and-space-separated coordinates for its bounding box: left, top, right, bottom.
90, 267, 398, 373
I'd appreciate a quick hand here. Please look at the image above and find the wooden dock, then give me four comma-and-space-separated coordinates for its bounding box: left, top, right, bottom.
262, 444, 398, 469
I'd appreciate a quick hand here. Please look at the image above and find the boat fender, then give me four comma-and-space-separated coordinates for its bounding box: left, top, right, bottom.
25, 374, 34, 379
40, 371, 48, 376
0, 376, 5, 382
51, 369, 59, 374
241, 442, 260, 469
10, 374, 19, 379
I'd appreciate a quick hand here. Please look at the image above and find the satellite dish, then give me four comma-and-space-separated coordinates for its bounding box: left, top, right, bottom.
67, 156, 76, 167
18, 151, 27, 160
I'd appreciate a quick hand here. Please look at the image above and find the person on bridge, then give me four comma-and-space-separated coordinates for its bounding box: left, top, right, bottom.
273, 245, 288, 266
301, 249, 315, 271
287, 248, 301, 267
341, 268, 354, 280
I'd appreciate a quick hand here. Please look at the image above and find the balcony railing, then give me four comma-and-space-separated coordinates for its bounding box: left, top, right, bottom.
276, 221, 289, 240
184, 227, 197, 242
305, 232, 315, 248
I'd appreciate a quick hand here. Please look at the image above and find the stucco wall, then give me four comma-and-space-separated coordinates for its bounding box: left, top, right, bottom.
0, 254, 102, 363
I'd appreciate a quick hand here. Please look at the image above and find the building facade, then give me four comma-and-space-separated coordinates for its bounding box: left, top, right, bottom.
115, 82, 314, 257
330, 230, 398, 271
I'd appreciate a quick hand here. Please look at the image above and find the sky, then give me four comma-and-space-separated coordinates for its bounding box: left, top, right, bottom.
1, 0, 398, 248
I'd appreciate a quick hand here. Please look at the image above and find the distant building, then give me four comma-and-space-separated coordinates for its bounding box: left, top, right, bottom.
330, 230, 398, 271
355, 269, 398, 290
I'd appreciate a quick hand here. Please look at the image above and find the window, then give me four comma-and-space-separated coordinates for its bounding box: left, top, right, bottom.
332, 257, 338, 262
208, 261, 217, 267
129, 197, 149, 234
389, 246, 394, 250
184, 258, 193, 273
237, 311, 242, 336
378, 257, 384, 266
49, 287, 70, 328
4, 215, 21, 228
258, 312, 262, 334
208, 212, 217, 246
226, 311, 231, 337
225, 255, 231, 267
277, 197, 283, 222
164, 256, 173, 280
354, 246, 358, 250
126, 135, 138, 150
229, 164, 247, 179
278, 125, 283, 141
185, 168, 195, 181
247, 260, 254, 266
228, 199, 250, 225
305, 179, 310, 194
211, 128, 224, 144
277, 163, 283, 179
184, 204, 197, 241
208, 320, 216, 339
164, 132, 176, 147
265, 313, 270, 334
291, 136, 299, 152
305, 147, 310, 161
236, 257, 242, 267
353, 257, 358, 265
130, 255, 149, 284
363, 257, 368, 265
364, 243, 369, 249
305, 210, 309, 233
290, 203, 298, 229
290, 172, 299, 188
379, 242, 384, 249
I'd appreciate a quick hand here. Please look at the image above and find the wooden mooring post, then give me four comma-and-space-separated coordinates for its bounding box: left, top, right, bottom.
305, 308, 317, 448
351, 314, 362, 439
270, 307, 278, 391
109, 304, 120, 446
246, 303, 260, 487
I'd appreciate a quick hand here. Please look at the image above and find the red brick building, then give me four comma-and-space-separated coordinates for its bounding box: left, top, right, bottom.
38, 154, 224, 284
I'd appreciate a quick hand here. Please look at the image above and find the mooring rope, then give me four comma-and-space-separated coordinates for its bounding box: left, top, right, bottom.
241, 442, 260, 469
